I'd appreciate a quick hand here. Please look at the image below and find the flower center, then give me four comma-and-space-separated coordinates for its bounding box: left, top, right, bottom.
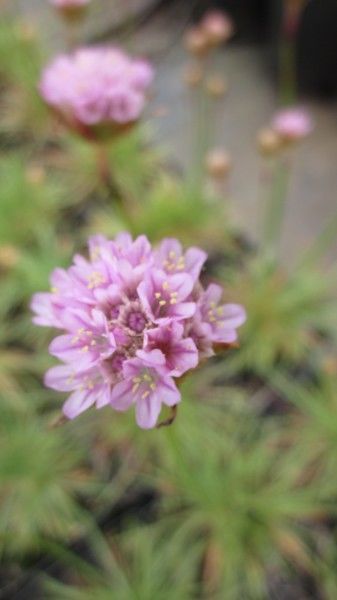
127, 311, 146, 333
101, 351, 126, 383
119, 300, 148, 335
110, 305, 120, 319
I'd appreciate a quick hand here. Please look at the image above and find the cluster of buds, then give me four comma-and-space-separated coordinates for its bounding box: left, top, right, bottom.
31, 233, 245, 429
39, 46, 153, 142
184, 10, 234, 58
257, 107, 313, 156
183, 10, 234, 94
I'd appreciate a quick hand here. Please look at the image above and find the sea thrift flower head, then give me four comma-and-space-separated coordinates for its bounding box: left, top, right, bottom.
201, 10, 234, 46
39, 47, 154, 141
272, 108, 313, 142
31, 233, 246, 429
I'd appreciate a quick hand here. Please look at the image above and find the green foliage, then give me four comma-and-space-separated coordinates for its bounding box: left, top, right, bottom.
0, 18, 49, 138
0, 409, 88, 555
226, 257, 337, 374
0, 154, 62, 246
152, 390, 321, 598
45, 525, 201, 600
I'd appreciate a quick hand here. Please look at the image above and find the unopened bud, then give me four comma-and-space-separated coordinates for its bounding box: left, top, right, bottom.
183, 64, 203, 87
201, 10, 234, 46
0, 245, 20, 270
206, 149, 232, 178
257, 128, 282, 156
184, 27, 209, 57
15, 21, 37, 43
26, 165, 46, 186
206, 75, 228, 97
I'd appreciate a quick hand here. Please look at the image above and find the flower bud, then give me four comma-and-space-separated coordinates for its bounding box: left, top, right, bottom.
257, 128, 282, 156
0, 245, 20, 270
205, 75, 228, 97
183, 64, 203, 87
184, 26, 209, 57
25, 165, 46, 186
201, 10, 234, 46
50, 0, 90, 22
206, 149, 232, 178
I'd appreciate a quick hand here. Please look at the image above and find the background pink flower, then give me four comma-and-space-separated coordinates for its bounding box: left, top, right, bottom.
39, 47, 154, 138
272, 107, 313, 141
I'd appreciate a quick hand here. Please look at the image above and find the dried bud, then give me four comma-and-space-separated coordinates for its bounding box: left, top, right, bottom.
15, 22, 37, 43
206, 75, 228, 97
183, 64, 203, 87
201, 10, 234, 46
206, 149, 232, 178
58, 5, 88, 22
25, 165, 46, 186
0, 245, 20, 270
257, 128, 282, 156
184, 27, 209, 57
51, 0, 90, 22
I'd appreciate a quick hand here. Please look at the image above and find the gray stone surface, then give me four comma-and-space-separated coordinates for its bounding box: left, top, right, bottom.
4, 0, 337, 263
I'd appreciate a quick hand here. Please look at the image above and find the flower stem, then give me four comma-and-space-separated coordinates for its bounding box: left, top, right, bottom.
261, 156, 291, 260
95, 143, 131, 226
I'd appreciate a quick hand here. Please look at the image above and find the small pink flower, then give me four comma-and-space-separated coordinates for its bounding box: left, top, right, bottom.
154, 237, 207, 282
31, 233, 245, 429
272, 108, 313, 141
196, 284, 246, 345
110, 350, 180, 429
39, 47, 154, 140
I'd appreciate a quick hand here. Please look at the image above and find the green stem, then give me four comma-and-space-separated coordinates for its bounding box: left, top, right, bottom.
279, 39, 297, 104
262, 156, 291, 260
95, 143, 131, 227
298, 210, 337, 268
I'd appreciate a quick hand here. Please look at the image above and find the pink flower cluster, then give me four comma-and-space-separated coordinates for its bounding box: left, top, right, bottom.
272, 107, 313, 141
31, 234, 246, 429
39, 47, 153, 137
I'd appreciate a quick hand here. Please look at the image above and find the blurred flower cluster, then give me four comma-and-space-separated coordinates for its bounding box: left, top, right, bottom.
40, 47, 153, 141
